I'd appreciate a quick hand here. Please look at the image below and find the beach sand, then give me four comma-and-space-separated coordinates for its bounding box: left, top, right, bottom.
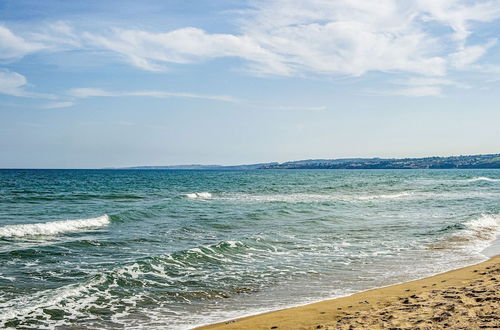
198, 255, 499, 329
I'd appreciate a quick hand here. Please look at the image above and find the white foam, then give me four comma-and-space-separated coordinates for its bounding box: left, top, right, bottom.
0, 215, 110, 238
0, 273, 109, 328
225, 241, 240, 248
185, 192, 212, 199
465, 177, 500, 183
449, 214, 500, 252
216, 192, 415, 203
0, 275, 15, 282
355, 192, 413, 201
465, 213, 500, 238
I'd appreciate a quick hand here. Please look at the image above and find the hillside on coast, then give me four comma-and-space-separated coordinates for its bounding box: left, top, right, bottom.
260, 153, 500, 169
123, 153, 500, 170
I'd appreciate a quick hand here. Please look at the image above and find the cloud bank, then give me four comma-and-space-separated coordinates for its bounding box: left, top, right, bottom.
1, 0, 499, 103
78, 0, 500, 77
3, 0, 500, 78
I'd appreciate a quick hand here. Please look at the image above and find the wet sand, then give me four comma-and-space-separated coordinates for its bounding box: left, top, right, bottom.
198, 255, 499, 329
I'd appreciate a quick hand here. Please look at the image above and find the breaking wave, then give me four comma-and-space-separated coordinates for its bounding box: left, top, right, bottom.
0, 239, 254, 329
216, 192, 415, 203
465, 177, 500, 183
0, 215, 110, 238
184, 192, 212, 199
464, 213, 500, 241
429, 214, 500, 252
355, 192, 413, 201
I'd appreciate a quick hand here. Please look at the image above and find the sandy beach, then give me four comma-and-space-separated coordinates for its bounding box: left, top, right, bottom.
198, 255, 500, 329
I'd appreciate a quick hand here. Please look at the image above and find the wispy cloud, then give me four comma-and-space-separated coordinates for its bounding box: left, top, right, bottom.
3, 0, 500, 78
0, 69, 29, 96
0, 0, 499, 106
0, 22, 82, 63
31, 21, 82, 49
67, 87, 240, 102
382, 86, 443, 97
67, 87, 327, 110
0, 69, 55, 99
41, 101, 75, 109
81, 27, 287, 74
76, 0, 500, 77
449, 40, 497, 69
261, 105, 327, 111
0, 26, 45, 61
370, 77, 470, 97
67, 88, 115, 98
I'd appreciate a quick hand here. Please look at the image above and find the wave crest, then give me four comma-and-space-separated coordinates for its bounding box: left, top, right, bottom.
465, 177, 500, 183
184, 192, 212, 199
428, 214, 500, 252
355, 192, 413, 201
0, 215, 110, 238
216, 192, 414, 203
464, 214, 500, 240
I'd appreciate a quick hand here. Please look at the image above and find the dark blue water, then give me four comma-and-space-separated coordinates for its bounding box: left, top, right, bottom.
1, 169, 499, 328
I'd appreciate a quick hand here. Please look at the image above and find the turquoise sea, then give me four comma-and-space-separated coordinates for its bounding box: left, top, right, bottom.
1, 169, 499, 329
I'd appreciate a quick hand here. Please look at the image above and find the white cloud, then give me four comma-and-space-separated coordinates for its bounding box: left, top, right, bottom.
82, 27, 288, 74
0, 69, 56, 99
386, 86, 442, 97
30, 21, 82, 49
0, 22, 82, 64
375, 76, 470, 97
77, 9, 446, 76
449, 40, 497, 69
128, 90, 239, 102
70, 0, 499, 77
67, 87, 239, 102
262, 105, 326, 111
0, 26, 45, 60
403, 77, 469, 88
67, 87, 325, 109
1, 0, 500, 80
239, 0, 446, 76
241, 0, 500, 76
67, 88, 115, 98
415, 0, 500, 43
0, 69, 29, 96
41, 101, 75, 109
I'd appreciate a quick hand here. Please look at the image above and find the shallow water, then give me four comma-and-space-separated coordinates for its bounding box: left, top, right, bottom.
0, 169, 499, 329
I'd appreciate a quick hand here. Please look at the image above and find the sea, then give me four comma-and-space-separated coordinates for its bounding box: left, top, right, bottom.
1, 169, 499, 329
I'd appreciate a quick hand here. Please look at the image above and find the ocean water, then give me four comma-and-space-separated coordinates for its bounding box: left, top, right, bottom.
0, 169, 499, 329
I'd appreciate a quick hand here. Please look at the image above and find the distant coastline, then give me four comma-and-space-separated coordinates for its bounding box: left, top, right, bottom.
120, 153, 500, 170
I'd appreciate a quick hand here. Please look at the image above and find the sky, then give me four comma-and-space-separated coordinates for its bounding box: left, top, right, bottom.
1, 0, 500, 168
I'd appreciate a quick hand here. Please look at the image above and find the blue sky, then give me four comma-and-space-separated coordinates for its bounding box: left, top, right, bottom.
1, 0, 500, 168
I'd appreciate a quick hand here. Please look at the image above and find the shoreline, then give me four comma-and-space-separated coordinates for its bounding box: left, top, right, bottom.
197, 255, 500, 329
